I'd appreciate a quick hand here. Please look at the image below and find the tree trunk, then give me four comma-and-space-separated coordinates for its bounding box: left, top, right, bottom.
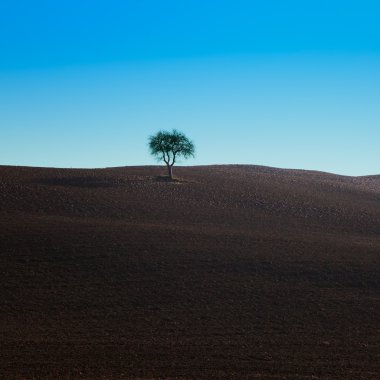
167, 164, 173, 180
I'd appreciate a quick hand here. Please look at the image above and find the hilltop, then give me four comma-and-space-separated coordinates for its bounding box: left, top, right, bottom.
0, 165, 379, 379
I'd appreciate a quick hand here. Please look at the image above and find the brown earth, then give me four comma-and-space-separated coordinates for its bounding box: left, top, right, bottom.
0, 165, 379, 379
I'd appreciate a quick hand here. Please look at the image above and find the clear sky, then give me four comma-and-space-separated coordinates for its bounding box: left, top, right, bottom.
1, 0, 379, 175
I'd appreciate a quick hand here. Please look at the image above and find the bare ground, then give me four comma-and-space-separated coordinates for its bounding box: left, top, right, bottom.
0, 165, 379, 379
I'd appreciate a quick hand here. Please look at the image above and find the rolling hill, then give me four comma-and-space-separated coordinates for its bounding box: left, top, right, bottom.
0, 165, 379, 379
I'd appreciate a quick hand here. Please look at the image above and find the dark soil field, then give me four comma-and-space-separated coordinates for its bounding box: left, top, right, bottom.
0, 165, 379, 379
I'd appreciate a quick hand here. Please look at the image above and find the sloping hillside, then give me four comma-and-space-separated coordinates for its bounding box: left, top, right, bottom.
0, 165, 379, 379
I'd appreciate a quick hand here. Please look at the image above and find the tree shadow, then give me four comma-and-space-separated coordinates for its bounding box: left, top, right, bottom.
154, 175, 176, 182
153, 175, 193, 184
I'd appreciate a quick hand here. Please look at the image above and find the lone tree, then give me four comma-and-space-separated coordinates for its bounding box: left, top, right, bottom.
148, 129, 195, 180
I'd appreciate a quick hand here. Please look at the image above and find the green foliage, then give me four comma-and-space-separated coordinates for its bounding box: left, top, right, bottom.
148, 129, 195, 167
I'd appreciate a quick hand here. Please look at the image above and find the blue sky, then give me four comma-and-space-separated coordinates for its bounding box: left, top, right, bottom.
1, 0, 379, 175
